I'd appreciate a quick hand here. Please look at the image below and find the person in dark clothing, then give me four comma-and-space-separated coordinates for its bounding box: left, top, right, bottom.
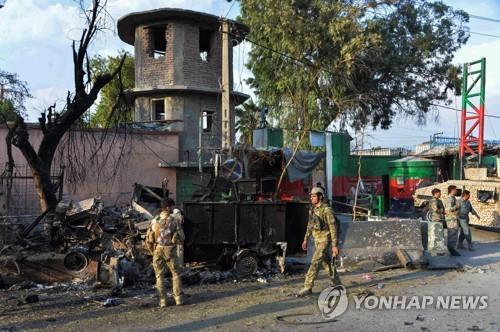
458, 190, 480, 251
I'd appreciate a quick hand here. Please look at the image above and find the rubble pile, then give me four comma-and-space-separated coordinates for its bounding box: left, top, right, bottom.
0, 197, 153, 289
1, 183, 285, 290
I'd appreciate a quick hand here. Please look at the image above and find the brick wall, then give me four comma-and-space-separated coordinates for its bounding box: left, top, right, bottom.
135, 24, 173, 89
134, 19, 231, 91
181, 23, 223, 90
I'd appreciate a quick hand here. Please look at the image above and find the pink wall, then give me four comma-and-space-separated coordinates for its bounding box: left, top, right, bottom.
0, 125, 179, 208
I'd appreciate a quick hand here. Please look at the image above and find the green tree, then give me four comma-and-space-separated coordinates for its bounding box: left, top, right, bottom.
0, 99, 17, 123
0, 69, 31, 123
89, 50, 134, 127
239, 0, 469, 138
235, 99, 261, 144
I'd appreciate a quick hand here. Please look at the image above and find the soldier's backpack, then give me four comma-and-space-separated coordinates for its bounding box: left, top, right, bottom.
157, 217, 176, 246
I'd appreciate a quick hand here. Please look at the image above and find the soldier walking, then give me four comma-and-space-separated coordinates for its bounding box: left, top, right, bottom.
297, 187, 339, 297
445, 185, 461, 256
458, 190, 480, 250
146, 200, 185, 307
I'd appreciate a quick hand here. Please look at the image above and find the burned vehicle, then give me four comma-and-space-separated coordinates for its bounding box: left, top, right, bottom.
181, 147, 324, 276
0, 184, 167, 287
183, 199, 308, 276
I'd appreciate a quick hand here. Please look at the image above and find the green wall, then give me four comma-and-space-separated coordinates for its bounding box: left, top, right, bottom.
176, 168, 205, 205
330, 133, 399, 177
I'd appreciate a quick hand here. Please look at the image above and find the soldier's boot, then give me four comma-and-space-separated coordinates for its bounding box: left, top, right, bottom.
156, 277, 168, 308
296, 287, 312, 297
159, 297, 168, 308
172, 273, 183, 305
449, 248, 461, 256
174, 295, 184, 306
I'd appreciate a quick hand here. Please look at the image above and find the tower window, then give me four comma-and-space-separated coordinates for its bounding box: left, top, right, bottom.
202, 110, 214, 133
152, 99, 165, 121
149, 25, 166, 59
199, 29, 212, 62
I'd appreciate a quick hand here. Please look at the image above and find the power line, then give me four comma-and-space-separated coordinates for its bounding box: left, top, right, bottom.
430, 103, 500, 120
469, 14, 500, 24
223, 0, 237, 19
470, 31, 500, 39
224, 20, 500, 124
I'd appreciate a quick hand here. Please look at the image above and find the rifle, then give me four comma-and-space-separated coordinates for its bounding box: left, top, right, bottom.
331, 252, 342, 285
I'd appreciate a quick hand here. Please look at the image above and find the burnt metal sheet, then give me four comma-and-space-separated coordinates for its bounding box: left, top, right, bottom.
238, 204, 261, 243
213, 204, 236, 243
183, 201, 293, 262
261, 203, 286, 243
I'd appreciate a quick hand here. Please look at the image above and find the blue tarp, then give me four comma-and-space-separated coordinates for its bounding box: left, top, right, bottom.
283, 148, 326, 181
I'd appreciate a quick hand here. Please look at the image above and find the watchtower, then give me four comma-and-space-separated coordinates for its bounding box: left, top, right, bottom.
118, 8, 249, 162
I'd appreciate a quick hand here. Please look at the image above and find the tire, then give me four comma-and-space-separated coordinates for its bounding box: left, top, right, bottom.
234, 252, 258, 277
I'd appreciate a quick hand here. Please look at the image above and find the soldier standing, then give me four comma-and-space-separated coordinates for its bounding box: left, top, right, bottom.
428, 188, 447, 252
164, 198, 185, 268
146, 200, 185, 307
297, 187, 339, 297
430, 188, 445, 224
458, 190, 480, 250
445, 185, 461, 256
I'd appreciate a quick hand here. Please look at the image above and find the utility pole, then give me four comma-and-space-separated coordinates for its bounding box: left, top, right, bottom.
221, 19, 232, 151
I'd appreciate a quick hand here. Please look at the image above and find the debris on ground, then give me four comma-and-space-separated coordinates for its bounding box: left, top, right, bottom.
461, 265, 492, 274
257, 277, 268, 284
17, 294, 39, 306
361, 274, 374, 281
102, 298, 119, 307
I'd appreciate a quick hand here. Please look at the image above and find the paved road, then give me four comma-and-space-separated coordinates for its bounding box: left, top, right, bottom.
0, 228, 499, 331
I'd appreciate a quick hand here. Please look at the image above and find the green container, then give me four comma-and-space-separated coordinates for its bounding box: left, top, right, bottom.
388, 156, 437, 179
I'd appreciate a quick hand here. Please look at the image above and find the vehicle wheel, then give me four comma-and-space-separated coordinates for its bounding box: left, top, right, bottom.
64, 251, 89, 272
234, 252, 258, 277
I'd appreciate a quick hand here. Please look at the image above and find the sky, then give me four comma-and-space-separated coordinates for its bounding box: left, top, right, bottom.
0, 0, 499, 148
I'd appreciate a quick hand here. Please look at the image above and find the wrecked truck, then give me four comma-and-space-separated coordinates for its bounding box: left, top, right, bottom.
183, 201, 309, 276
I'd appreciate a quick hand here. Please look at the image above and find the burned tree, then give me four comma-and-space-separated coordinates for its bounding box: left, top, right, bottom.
5, 0, 126, 212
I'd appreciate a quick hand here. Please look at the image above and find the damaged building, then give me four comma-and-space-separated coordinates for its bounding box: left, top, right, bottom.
0, 9, 249, 211
0, 9, 251, 287
117, 8, 250, 204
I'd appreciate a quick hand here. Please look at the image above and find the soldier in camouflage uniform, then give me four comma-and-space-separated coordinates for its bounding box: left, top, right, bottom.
428, 188, 447, 252
145, 200, 185, 307
297, 187, 339, 297
430, 188, 445, 224
445, 185, 461, 256
164, 198, 185, 269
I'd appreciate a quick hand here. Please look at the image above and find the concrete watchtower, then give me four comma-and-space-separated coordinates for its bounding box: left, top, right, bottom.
117, 8, 249, 162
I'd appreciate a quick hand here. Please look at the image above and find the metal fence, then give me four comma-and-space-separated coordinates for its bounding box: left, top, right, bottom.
0, 165, 63, 223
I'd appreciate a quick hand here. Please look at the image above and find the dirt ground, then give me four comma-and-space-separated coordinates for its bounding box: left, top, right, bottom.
1, 228, 499, 332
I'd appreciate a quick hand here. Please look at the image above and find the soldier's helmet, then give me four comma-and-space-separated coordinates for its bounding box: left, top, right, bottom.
310, 187, 325, 196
